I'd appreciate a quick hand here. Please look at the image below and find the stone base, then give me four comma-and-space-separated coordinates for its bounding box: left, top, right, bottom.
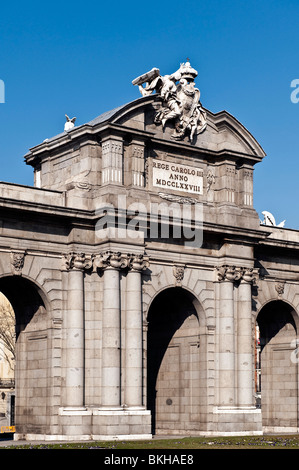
15, 407, 152, 441
58, 406, 152, 441
263, 426, 299, 434
211, 406, 263, 435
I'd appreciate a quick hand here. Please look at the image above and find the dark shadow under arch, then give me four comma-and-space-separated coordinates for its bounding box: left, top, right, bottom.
0, 275, 49, 435
147, 287, 200, 434
256, 299, 299, 430
0, 276, 46, 339
257, 300, 297, 352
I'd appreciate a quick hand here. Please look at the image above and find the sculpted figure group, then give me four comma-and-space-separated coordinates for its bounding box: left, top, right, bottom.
132, 61, 207, 142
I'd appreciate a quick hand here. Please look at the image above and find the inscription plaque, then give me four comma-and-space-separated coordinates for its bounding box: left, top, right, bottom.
152, 159, 203, 195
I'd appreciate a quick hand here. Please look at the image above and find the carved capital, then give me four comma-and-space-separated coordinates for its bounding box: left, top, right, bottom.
11, 250, 26, 275
128, 254, 149, 272
216, 265, 258, 284
216, 265, 237, 282
94, 251, 129, 271
239, 268, 258, 284
62, 252, 94, 272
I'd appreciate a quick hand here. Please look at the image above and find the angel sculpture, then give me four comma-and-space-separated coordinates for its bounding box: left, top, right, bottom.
64, 114, 76, 131
132, 61, 207, 142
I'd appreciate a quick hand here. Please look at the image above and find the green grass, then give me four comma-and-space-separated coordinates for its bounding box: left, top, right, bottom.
2, 435, 299, 449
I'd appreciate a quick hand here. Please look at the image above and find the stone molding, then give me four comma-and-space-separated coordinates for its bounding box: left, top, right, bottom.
216, 265, 258, 284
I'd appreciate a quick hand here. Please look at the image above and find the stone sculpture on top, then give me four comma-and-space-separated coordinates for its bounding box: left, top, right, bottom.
132, 60, 207, 143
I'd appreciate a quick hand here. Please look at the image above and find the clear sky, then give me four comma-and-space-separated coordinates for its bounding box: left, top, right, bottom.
0, 0, 299, 228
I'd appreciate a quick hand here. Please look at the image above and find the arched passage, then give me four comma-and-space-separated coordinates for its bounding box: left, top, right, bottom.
0, 276, 49, 435
147, 287, 207, 435
256, 300, 299, 431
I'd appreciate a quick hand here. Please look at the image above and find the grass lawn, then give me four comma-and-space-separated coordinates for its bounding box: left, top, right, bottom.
2, 435, 299, 449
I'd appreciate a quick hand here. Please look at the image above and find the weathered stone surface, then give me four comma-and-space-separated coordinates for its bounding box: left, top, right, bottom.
0, 79, 298, 441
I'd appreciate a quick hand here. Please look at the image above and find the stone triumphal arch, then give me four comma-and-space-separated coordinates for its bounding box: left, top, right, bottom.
1, 61, 299, 440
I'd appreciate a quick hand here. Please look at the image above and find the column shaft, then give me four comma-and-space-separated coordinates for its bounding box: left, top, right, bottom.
219, 279, 235, 406
237, 280, 254, 407
101, 267, 121, 407
125, 270, 143, 407
66, 268, 85, 407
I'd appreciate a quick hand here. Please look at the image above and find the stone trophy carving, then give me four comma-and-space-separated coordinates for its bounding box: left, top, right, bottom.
261, 210, 285, 228
64, 114, 76, 131
132, 61, 207, 142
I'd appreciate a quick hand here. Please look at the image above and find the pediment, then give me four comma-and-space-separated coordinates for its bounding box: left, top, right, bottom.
108, 95, 265, 160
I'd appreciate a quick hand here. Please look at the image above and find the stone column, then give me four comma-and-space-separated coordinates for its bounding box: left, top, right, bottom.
63, 253, 92, 408
95, 252, 128, 408
237, 268, 255, 407
217, 266, 237, 407
125, 254, 149, 407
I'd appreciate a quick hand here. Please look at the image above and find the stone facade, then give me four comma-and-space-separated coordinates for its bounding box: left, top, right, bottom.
0, 73, 298, 440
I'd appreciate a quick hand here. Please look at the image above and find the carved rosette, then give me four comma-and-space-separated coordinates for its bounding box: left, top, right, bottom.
11, 250, 26, 275
216, 265, 258, 284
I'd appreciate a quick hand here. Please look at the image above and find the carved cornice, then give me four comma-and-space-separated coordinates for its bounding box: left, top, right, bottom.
216, 265, 258, 284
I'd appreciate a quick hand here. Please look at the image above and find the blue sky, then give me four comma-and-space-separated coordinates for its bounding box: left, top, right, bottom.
0, 0, 299, 228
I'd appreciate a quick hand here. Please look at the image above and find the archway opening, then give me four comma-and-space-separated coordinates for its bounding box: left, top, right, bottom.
147, 287, 206, 435
0, 292, 15, 432
256, 300, 299, 431
0, 276, 48, 435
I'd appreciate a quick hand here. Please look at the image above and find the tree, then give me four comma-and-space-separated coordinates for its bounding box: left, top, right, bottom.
0, 293, 15, 373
